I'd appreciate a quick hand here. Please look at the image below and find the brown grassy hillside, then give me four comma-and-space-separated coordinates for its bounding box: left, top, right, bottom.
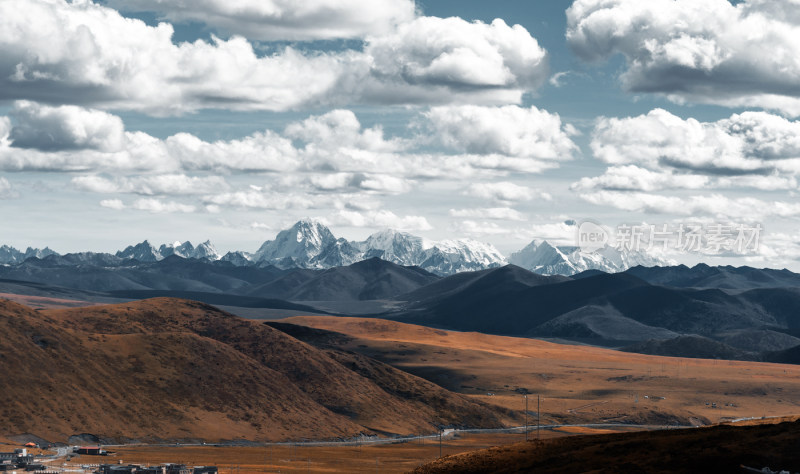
0, 298, 505, 443
411, 419, 800, 473
280, 316, 800, 427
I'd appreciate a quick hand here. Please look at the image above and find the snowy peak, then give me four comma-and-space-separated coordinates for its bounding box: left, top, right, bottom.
0, 245, 59, 264
118, 240, 221, 262
0, 245, 24, 264
354, 230, 506, 275
220, 251, 253, 266
193, 240, 221, 260
251, 221, 505, 274
420, 239, 506, 275
24, 246, 57, 260
293, 218, 335, 246
509, 239, 671, 276
429, 239, 505, 265
510, 240, 578, 275
159, 241, 195, 258
254, 219, 355, 269
313, 238, 362, 268
358, 229, 426, 266
1, 227, 670, 275
354, 230, 505, 275
116, 240, 161, 262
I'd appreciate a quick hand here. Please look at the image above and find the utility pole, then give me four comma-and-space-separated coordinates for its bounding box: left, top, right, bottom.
439, 430, 442, 458
524, 395, 528, 441
538, 395, 541, 439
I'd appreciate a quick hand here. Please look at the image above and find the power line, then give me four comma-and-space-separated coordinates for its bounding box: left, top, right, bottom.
538, 395, 541, 440
525, 395, 528, 441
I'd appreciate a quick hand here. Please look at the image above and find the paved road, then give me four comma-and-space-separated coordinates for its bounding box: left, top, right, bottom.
85, 422, 686, 450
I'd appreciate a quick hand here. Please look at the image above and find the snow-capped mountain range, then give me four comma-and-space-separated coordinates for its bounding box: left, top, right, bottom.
251, 219, 508, 275
508, 240, 669, 276
0, 245, 58, 264
116, 240, 222, 262
0, 219, 671, 276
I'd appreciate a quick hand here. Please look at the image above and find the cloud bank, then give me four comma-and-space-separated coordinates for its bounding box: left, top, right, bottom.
0, 0, 548, 115
567, 0, 800, 115
107, 0, 417, 41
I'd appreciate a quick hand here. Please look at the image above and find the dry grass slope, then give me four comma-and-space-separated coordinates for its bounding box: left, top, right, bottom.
282, 316, 800, 427
0, 298, 505, 443
411, 419, 800, 473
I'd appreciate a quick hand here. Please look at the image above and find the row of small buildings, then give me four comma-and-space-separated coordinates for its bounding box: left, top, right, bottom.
96, 465, 216, 474
0, 448, 37, 471
1, 448, 216, 474
72, 447, 216, 474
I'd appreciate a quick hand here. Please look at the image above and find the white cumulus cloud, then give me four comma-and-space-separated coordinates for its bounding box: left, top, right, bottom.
99, 198, 126, 210
0, 1, 550, 115
567, 0, 800, 115
72, 174, 229, 195
202, 190, 322, 210
9, 101, 126, 152
107, 0, 416, 41
421, 105, 578, 163
591, 109, 800, 177
582, 191, 800, 220
305, 173, 411, 194
322, 209, 432, 231
449, 207, 525, 221
468, 182, 549, 203
361, 17, 548, 105
453, 220, 510, 236
131, 198, 197, 213
572, 165, 711, 192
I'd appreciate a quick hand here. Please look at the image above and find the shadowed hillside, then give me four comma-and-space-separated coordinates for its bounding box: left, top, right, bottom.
248, 257, 439, 301
412, 419, 800, 473
0, 298, 507, 443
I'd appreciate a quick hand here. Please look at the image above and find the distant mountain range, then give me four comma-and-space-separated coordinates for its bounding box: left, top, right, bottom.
386, 264, 800, 360
0, 245, 58, 264
117, 240, 222, 262
509, 240, 668, 276
2, 249, 800, 361
0, 219, 669, 276
251, 219, 508, 275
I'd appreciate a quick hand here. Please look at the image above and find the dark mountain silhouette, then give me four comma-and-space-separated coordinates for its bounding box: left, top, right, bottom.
104, 289, 328, 313
624, 263, 800, 289
0, 254, 440, 303
0, 254, 287, 293
622, 335, 754, 360
390, 270, 800, 358
398, 264, 567, 304
248, 257, 438, 301
397, 272, 652, 335
5, 256, 800, 360
763, 344, 800, 365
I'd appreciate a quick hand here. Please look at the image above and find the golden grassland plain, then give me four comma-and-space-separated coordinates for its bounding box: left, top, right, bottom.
47, 430, 636, 474
280, 316, 800, 427
40, 420, 796, 474
411, 416, 800, 473
4, 300, 800, 473
0, 292, 105, 309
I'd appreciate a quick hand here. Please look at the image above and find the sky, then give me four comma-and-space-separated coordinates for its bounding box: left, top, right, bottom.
2, 0, 800, 269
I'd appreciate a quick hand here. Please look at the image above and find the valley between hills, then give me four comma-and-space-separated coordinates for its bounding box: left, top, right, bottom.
4, 240, 800, 472
2, 296, 799, 446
